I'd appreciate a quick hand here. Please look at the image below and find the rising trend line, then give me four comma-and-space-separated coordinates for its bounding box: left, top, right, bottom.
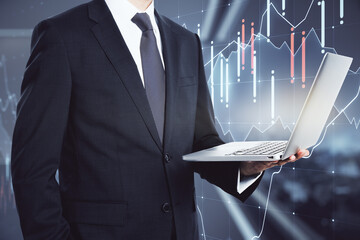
204, 0, 316, 67
268, 0, 315, 30
242, 116, 292, 141
0, 55, 18, 116
251, 165, 283, 240
195, 0, 359, 239
196, 205, 207, 240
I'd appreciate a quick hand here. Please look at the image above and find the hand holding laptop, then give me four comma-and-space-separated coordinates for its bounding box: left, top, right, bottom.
239, 148, 309, 176
183, 53, 353, 164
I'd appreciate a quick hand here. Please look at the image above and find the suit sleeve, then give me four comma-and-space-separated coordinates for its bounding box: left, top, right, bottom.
192, 34, 262, 202
11, 20, 71, 240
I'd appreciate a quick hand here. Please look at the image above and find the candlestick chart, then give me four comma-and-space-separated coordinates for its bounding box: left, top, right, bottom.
0, 0, 360, 239
180, 0, 360, 239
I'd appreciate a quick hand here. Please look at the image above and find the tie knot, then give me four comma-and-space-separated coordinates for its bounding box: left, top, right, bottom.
132, 13, 153, 32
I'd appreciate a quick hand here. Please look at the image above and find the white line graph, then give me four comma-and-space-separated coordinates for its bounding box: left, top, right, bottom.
0, 0, 359, 239
196, 205, 207, 240
251, 165, 283, 240
202, 0, 359, 143
205, 0, 317, 68
195, 0, 360, 239
0, 55, 16, 180
263, 0, 315, 31
248, 83, 360, 239
305, 84, 360, 158
0, 55, 17, 115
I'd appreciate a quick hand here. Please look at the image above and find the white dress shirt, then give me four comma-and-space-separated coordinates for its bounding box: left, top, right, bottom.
105, 0, 164, 86
104, 0, 261, 194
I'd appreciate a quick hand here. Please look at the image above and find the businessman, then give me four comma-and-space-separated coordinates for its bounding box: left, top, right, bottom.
11, 0, 309, 239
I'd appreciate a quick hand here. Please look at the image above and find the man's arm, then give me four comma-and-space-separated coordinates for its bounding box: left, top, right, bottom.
11, 20, 71, 240
191, 34, 309, 202
191, 34, 262, 202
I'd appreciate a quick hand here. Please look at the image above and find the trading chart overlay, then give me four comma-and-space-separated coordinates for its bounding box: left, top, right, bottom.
1, 0, 360, 239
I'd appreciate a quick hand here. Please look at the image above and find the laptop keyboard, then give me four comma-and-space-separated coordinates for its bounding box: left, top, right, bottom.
229, 141, 287, 156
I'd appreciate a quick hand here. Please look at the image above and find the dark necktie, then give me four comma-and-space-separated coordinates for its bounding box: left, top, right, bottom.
132, 12, 165, 143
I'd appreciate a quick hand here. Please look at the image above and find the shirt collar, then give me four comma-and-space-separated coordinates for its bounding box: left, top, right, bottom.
105, 0, 156, 26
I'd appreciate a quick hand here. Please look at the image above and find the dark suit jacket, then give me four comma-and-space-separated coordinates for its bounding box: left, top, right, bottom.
11, 0, 262, 239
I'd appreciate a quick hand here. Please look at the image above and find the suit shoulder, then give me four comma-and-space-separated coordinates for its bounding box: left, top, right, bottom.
48, 2, 89, 25
158, 14, 196, 40
34, 2, 90, 36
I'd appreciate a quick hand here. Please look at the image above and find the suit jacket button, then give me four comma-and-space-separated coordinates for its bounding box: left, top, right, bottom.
164, 153, 171, 163
162, 202, 171, 213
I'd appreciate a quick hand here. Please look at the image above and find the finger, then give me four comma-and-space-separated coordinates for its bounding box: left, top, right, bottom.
292, 150, 303, 159
295, 149, 309, 159
255, 161, 276, 171
304, 149, 310, 157
278, 160, 289, 166
283, 158, 294, 163
262, 162, 276, 169
269, 161, 279, 165
266, 159, 285, 167
261, 161, 278, 166
270, 160, 286, 167
284, 155, 300, 164
296, 153, 306, 159
271, 161, 281, 167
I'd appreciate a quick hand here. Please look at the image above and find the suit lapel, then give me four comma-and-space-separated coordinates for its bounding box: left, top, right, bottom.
155, 11, 180, 152
88, 0, 162, 151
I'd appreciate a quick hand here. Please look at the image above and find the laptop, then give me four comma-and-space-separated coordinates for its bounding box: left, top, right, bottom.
183, 53, 353, 162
